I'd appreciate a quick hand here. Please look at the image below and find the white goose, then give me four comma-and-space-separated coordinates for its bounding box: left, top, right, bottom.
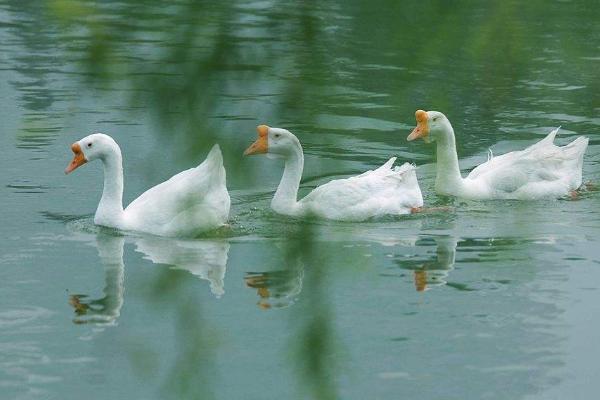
65, 133, 230, 237
407, 110, 588, 200
244, 125, 423, 221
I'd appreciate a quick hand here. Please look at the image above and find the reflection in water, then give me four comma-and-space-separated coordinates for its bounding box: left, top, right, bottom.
0, 2, 73, 153
64, 226, 229, 397
134, 237, 230, 298
67, 225, 230, 329
68, 234, 125, 325
140, 243, 223, 400
245, 267, 304, 309
241, 222, 340, 398
395, 235, 458, 292
286, 224, 339, 400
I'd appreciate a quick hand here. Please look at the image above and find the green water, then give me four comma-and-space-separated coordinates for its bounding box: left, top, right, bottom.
1, 1, 599, 399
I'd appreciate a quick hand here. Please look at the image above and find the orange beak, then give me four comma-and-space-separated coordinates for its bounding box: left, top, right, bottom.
244, 125, 269, 155
407, 110, 429, 141
414, 270, 428, 292
65, 142, 87, 174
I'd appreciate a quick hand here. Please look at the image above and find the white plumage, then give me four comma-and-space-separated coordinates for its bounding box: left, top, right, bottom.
300, 159, 423, 220
245, 125, 423, 221
124, 144, 230, 235
65, 133, 230, 237
465, 127, 588, 199
407, 110, 588, 200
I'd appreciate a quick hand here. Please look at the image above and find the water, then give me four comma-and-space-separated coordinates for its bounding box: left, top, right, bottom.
1, 1, 599, 399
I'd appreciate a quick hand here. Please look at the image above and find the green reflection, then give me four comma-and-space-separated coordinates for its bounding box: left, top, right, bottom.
145, 268, 216, 400
286, 223, 339, 400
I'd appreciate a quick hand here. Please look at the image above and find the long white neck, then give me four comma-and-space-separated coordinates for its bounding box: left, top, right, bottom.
434, 124, 465, 196
96, 235, 125, 323
94, 147, 125, 228
271, 146, 304, 216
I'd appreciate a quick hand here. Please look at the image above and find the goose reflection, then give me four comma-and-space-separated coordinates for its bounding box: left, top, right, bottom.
68, 227, 230, 326
396, 235, 458, 292
133, 237, 230, 298
245, 266, 304, 309
69, 234, 125, 325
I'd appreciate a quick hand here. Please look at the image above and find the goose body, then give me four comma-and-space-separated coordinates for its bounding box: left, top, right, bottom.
407, 110, 588, 200
65, 134, 230, 237
244, 125, 423, 221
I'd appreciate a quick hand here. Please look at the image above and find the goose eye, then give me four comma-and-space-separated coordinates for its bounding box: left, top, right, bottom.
432, 117, 438, 122
87, 143, 92, 148
274, 133, 281, 138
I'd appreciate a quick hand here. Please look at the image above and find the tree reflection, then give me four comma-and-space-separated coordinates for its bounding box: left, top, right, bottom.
285, 223, 338, 400
150, 269, 216, 400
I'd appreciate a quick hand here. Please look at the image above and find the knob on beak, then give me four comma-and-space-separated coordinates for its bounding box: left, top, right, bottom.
244, 125, 269, 155
407, 110, 429, 141
65, 142, 87, 174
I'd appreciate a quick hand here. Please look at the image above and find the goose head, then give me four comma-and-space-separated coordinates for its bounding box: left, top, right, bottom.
407, 110, 452, 143
65, 133, 120, 174
244, 125, 301, 159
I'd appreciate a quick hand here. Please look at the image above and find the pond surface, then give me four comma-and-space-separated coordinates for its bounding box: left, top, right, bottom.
1, 1, 599, 399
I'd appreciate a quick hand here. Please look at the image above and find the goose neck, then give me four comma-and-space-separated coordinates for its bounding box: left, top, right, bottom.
95, 150, 125, 227
434, 126, 464, 195
271, 146, 304, 215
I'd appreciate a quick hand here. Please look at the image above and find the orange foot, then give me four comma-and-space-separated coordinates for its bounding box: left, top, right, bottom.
411, 207, 423, 213
570, 190, 579, 200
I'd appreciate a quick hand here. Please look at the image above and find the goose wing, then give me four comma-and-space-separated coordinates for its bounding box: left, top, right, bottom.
467, 128, 588, 196
125, 144, 230, 235
300, 159, 423, 220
